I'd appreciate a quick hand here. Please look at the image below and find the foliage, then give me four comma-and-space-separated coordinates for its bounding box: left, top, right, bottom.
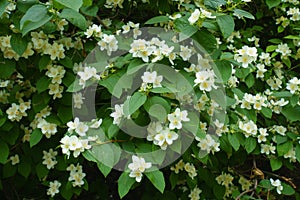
0, 0, 300, 199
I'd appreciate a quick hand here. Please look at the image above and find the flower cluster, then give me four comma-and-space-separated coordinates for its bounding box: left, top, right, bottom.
67, 164, 86, 187
128, 155, 152, 182
42, 148, 58, 169
270, 178, 283, 194
78, 66, 101, 88
196, 134, 220, 154
234, 46, 258, 68
6, 101, 31, 122
47, 180, 61, 197
141, 71, 163, 90
170, 159, 197, 179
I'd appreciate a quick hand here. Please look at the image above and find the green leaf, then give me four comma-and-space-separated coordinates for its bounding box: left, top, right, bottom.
271, 91, 293, 98
0, 0, 9, 17
235, 67, 250, 79
10, 33, 28, 56
127, 59, 147, 75
277, 141, 293, 156
266, 45, 277, 52
20, 5, 52, 36
192, 29, 217, 53
123, 92, 147, 116
216, 15, 235, 38
266, 0, 281, 9
97, 162, 112, 177
214, 60, 232, 82
80, 5, 98, 17
36, 76, 50, 94
145, 170, 165, 193
282, 182, 295, 195
233, 9, 255, 20
228, 134, 240, 151
284, 35, 300, 40
296, 144, 300, 162
118, 172, 136, 198
0, 140, 9, 164
244, 137, 256, 153
18, 160, 31, 178
204, 0, 226, 9
36, 163, 49, 180
145, 15, 169, 24
270, 158, 282, 171
174, 18, 198, 40
30, 129, 43, 147
259, 179, 272, 189
144, 96, 170, 122
0, 60, 16, 78
290, 95, 299, 107
282, 58, 291, 68
54, 0, 83, 11
245, 73, 255, 88
282, 105, 300, 122
261, 107, 272, 118
39, 55, 51, 71
59, 8, 87, 30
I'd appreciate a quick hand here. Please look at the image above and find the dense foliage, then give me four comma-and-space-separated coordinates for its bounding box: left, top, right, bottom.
1, 0, 300, 199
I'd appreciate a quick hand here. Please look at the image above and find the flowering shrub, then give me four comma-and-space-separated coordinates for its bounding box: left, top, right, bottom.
1, 0, 300, 199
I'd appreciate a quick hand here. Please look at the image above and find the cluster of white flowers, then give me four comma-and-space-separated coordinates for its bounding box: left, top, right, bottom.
0, 35, 34, 60
188, 8, 216, 25
276, 43, 292, 59
128, 155, 152, 182
120, 21, 141, 39
188, 186, 202, 200
129, 38, 175, 63
286, 77, 300, 94
270, 178, 283, 194
9, 154, 20, 165
266, 76, 283, 90
239, 93, 268, 110
216, 172, 234, 197
257, 128, 269, 143
238, 120, 257, 137
67, 164, 86, 187
73, 92, 85, 109
84, 24, 103, 38
287, 7, 300, 21
98, 34, 118, 56
45, 64, 66, 99
239, 176, 252, 191
78, 65, 101, 88
60, 118, 101, 158
234, 46, 258, 68
214, 119, 229, 136
260, 143, 276, 155
37, 119, 57, 138
105, 0, 124, 8
141, 71, 163, 90
42, 148, 58, 170
6, 101, 31, 122
47, 180, 61, 197
146, 121, 178, 150
167, 108, 190, 130
194, 70, 217, 92
170, 159, 197, 179
196, 134, 220, 154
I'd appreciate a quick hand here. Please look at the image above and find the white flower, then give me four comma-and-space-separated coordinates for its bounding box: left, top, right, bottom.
128, 155, 152, 182
90, 118, 103, 128
67, 117, 80, 132
110, 104, 124, 125
47, 180, 61, 197
168, 108, 190, 130
188, 9, 200, 24
270, 178, 283, 194
10, 154, 20, 165
142, 71, 157, 83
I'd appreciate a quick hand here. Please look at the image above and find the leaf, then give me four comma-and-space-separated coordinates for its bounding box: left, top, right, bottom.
282, 183, 295, 195
233, 9, 255, 20
0, 140, 9, 164
270, 158, 282, 171
18, 160, 31, 178
30, 129, 43, 147
174, 18, 198, 40
214, 60, 232, 83
123, 92, 147, 116
204, 0, 226, 9
20, 5, 52, 36
266, 0, 281, 9
281, 105, 300, 122
144, 96, 170, 122
244, 137, 256, 153
118, 172, 136, 198
192, 29, 217, 53
36, 76, 50, 94
228, 134, 240, 151
59, 8, 87, 30
10, 33, 28, 56
54, 0, 83, 11
261, 107, 272, 119
277, 141, 293, 156
0, 0, 9, 17
271, 91, 293, 98
245, 73, 255, 88
296, 144, 300, 162
36, 163, 48, 180
145, 15, 170, 24
0, 60, 16, 78
216, 15, 235, 38
145, 170, 165, 193
39, 55, 51, 71
127, 59, 147, 75
97, 162, 112, 178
